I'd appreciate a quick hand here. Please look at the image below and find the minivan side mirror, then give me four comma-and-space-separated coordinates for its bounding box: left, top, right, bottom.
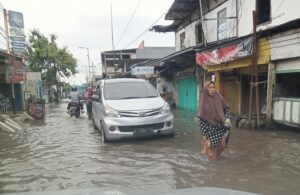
91, 94, 100, 102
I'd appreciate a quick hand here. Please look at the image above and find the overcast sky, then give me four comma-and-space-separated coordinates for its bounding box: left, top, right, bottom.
1, 0, 175, 83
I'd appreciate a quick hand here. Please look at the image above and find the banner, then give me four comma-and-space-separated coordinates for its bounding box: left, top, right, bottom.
196, 36, 253, 66
5, 60, 24, 83
8, 10, 26, 55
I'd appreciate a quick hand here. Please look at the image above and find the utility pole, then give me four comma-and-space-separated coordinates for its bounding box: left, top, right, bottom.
248, 11, 260, 129
198, 0, 207, 47
110, 3, 116, 77
79, 47, 90, 83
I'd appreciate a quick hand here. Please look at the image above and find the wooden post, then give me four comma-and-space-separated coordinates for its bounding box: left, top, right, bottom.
248, 11, 259, 129
266, 62, 275, 129
215, 71, 221, 93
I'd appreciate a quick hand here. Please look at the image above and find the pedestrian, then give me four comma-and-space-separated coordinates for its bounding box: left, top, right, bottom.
197, 81, 231, 160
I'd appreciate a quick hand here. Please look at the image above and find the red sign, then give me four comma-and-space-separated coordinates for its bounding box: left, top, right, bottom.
196, 37, 253, 66
5, 60, 24, 83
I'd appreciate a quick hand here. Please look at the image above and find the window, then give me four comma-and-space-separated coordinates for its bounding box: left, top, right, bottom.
95, 85, 101, 96
195, 23, 203, 44
217, 8, 227, 40
104, 82, 158, 100
180, 32, 186, 50
256, 0, 271, 24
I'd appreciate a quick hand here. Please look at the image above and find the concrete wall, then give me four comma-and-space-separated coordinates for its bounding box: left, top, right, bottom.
269, 28, 300, 61
136, 47, 175, 58
175, 20, 200, 51
201, 0, 300, 43
203, 0, 237, 42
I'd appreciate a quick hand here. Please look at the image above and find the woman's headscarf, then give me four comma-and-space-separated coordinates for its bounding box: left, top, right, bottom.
197, 81, 228, 125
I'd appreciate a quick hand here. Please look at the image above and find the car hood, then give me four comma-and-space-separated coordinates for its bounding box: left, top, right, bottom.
0, 187, 261, 195
105, 97, 164, 111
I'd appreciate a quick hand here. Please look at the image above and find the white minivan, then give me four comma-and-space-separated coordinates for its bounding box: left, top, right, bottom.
91, 78, 174, 142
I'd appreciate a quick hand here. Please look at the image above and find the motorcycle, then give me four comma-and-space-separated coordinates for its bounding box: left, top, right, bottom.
68, 101, 82, 118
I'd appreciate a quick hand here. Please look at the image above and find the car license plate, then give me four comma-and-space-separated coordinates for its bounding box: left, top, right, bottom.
134, 128, 152, 136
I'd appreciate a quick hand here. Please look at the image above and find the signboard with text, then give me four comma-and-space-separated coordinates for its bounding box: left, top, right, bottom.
8, 10, 24, 28
5, 60, 24, 83
196, 36, 253, 66
8, 10, 26, 55
131, 66, 154, 76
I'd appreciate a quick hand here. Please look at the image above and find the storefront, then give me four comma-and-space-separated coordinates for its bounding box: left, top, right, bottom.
196, 36, 270, 118
270, 33, 300, 127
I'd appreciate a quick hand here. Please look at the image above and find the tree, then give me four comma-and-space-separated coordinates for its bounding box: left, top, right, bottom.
27, 29, 77, 85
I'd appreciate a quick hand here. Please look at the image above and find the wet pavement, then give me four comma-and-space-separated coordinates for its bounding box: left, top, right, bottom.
1, 103, 300, 195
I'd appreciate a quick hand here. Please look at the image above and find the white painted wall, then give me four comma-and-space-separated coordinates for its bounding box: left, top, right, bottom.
175, 20, 199, 51
269, 28, 300, 61
203, 0, 238, 43
257, 0, 300, 31
200, 0, 300, 43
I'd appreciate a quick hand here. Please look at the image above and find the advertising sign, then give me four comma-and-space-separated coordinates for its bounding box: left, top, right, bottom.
5, 60, 24, 83
10, 36, 25, 42
11, 42, 25, 47
196, 36, 253, 66
131, 66, 154, 76
11, 47, 26, 53
8, 10, 26, 55
9, 27, 25, 37
8, 10, 24, 28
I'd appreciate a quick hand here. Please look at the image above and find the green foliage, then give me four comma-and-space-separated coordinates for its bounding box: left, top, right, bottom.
27, 29, 77, 85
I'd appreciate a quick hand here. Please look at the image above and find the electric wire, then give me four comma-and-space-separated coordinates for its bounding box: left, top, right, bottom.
122, 8, 169, 49
115, 0, 142, 49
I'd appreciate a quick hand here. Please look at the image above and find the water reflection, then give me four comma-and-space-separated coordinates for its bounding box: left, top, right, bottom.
0, 105, 300, 195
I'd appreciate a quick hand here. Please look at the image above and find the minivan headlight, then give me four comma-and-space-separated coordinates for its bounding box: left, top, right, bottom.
160, 102, 170, 114
104, 105, 120, 117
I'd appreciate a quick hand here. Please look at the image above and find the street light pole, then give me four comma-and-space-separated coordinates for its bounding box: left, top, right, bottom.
79, 47, 90, 84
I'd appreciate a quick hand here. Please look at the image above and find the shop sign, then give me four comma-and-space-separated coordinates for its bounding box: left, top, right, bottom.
196, 36, 253, 66
8, 10, 26, 55
10, 36, 25, 42
8, 10, 24, 28
11, 42, 25, 47
5, 60, 24, 83
131, 66, 154, 76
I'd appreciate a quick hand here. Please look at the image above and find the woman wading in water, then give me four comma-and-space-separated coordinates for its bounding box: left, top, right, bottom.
197, 81, 231, 160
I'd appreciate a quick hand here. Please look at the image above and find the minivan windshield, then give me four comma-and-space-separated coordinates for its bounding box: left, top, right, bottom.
104, 82, 159, 100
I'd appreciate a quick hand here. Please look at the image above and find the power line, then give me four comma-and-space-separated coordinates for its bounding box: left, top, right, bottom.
122, 8, 169, 49
115, 0, 142, 48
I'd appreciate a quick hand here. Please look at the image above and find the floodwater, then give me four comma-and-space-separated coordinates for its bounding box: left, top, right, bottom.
0, 103, 300, 195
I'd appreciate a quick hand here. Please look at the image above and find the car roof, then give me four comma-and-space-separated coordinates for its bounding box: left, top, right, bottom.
103, 78, 147, 84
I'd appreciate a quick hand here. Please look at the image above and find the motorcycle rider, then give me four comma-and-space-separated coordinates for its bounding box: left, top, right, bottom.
67, 87, 84, 113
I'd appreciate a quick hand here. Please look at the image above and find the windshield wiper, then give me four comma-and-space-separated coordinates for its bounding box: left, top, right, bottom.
145, 96, 158, 98
119, 96, 143, 99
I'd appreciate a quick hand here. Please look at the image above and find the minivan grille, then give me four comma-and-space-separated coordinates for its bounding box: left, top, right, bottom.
119, 123, 164, 132
119, 108, 161, 117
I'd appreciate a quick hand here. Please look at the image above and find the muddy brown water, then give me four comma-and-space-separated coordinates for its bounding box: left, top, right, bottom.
1, 103, 300, 194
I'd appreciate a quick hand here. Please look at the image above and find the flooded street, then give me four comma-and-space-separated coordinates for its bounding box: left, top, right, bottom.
1, 103, 300, 195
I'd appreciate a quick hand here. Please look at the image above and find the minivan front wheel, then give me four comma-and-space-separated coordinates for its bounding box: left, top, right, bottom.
100, 121, 107, 143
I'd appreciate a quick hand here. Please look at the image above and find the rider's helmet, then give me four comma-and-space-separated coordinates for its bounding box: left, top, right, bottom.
71, 86, 77, 91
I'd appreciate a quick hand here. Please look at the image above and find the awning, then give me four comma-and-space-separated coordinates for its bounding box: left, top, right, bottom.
194, 36, 270, 72
133, 46, 196, 68
276, 58, 300, 74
